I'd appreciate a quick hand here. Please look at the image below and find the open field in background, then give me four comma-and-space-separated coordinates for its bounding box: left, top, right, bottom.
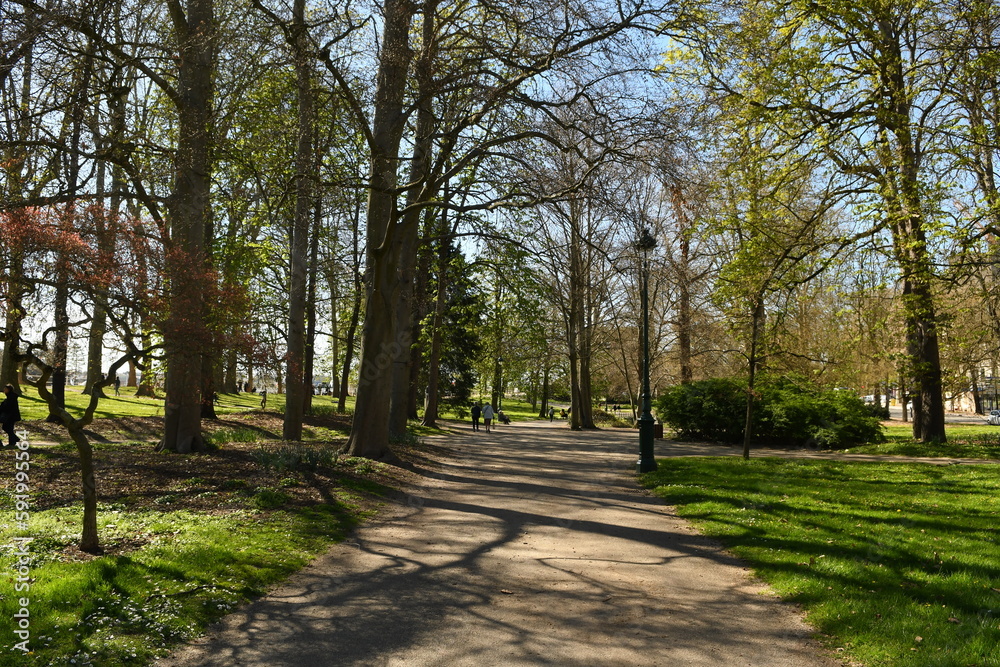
13, 385, 357, 423
643, 458, 1000, 667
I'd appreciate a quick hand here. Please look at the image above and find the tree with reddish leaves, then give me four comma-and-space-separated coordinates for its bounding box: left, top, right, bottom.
1, 203, 160, 553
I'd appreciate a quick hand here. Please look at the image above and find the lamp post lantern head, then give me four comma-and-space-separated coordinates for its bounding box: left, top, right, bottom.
636, 228, 657, 254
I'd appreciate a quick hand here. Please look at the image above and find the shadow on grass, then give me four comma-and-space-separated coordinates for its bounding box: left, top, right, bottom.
644, 457, 1000, 664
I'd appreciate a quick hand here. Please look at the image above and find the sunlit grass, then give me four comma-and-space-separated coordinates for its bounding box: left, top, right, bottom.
643, 458, 1000, 667
0, 500, 371, 667
14, 385, 356, 422
851, 424, 1000, 459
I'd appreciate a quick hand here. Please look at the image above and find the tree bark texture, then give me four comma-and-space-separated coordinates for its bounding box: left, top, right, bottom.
161, 0, 215, 453
742, 299, 765, 459
338, 202, 364, 413
283, 0, 316, 441
345, 0, 416, 459
857, 10, 947, 443
304, 202, 322, 416
389, 5, 438, 438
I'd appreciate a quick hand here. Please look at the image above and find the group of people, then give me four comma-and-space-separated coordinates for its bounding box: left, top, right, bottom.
470, 402, 510, 433
546, 406, 569, 421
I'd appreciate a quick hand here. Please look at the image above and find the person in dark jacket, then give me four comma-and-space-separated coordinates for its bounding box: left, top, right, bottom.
0, 384, 22, 448
471, 403, 482, 431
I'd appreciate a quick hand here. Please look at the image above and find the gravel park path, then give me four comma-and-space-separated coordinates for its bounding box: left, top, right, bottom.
161, 420, 845, 667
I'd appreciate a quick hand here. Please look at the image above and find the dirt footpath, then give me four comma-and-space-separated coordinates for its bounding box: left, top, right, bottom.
162, 421, 844, 667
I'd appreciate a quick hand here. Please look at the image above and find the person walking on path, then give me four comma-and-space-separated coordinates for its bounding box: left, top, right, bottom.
471, 403, 482, 431
0, 384, 22, 449
113, 374, 121, 396
482, 403, 494, 433
548, 406, 555, 421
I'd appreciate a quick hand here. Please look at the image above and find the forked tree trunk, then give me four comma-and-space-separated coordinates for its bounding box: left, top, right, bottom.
389, 6, 438, 438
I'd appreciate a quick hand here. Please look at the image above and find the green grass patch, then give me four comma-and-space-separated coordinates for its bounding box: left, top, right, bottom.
203, 427, 265, 447
251, 443, 341, 472
13, 386, 356, 422
642, 458, 1000, 666
851, 424, 1000, 459
0, 501, 363, 666
15, 386, 166, 421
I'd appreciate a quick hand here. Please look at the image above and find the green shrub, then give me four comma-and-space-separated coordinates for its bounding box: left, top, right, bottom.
592, 409, 632, 427
656, 377, 747, 442
655, 376, 884, 449
864, 402, 890, 420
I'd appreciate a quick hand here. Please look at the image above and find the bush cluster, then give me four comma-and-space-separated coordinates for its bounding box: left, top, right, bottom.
655, 375, 884, 449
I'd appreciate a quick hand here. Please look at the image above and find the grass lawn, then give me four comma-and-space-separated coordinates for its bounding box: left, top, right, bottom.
849, 423, 1000, 460
0, 411, 408, 666
14, 385, 354, 422
643, 457, 1000, 667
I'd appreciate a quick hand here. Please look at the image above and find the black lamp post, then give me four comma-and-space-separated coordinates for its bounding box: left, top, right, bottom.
636, 228, 658, 473
496, 356, 503, 411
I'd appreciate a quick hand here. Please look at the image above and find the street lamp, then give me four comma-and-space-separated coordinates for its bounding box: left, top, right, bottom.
636, 228, 658, 473
496, 356, 503, 411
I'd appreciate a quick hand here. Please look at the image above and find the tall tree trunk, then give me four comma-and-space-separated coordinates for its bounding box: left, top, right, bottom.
742, 299, 765, 459
161, 0, 216, 453
339, 289, 361, 412
47, 272, 69, 422
345, 0, 416, 459
421, 200, 450, 427
420, 276, 445, 428
283, 0, 316, 441
567, 216, 584, 430
338, 201, 363, 413
876, 20, 946, 443
0, 251, 26, 392
0, 12, 33, 393
538, 362, 550, 418
223, 348, 238, 392
671, 186, 694, 384
304, 202, 321, 415
389, 5, 438, 438
971, 370, 982, 414
49, 44, 90, 420
578, 262, 596, 428
83, 160, 108, 397
329, 256, 340, 397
